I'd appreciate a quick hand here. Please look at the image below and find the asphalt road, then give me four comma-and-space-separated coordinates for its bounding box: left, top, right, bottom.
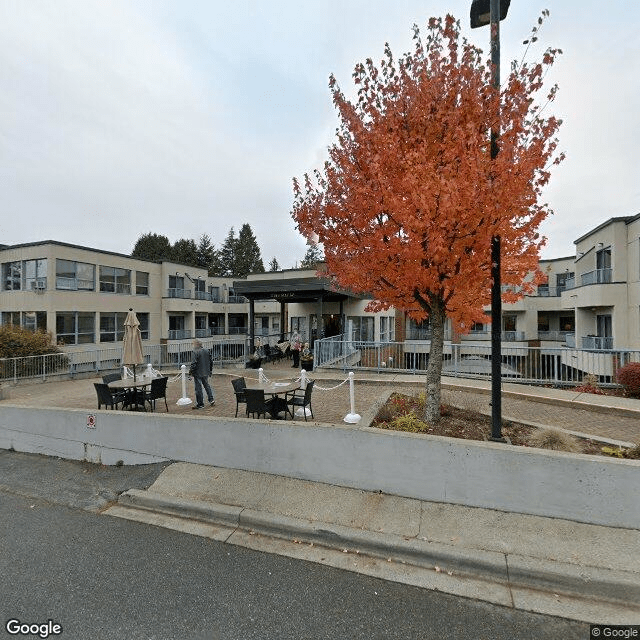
0, 451, 589, 640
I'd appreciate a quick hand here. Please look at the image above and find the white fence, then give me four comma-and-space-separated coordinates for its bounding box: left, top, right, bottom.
0, 336, 248, 383
314, 335, 640, 387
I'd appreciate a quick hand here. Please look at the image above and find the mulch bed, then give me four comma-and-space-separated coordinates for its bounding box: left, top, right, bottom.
371, 392, 634, 458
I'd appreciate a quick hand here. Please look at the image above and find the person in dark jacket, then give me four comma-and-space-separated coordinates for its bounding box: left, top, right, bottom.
189, 340, 215, 409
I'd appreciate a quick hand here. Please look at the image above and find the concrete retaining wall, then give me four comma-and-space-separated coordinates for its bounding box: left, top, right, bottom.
1, 404, 639, 528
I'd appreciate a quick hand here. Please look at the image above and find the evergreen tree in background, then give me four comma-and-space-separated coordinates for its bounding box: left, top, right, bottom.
300, 244, 324, 268
196, 234, 218, 275
171, 238, 199, 268
217, 228, 237, 277
234, 223, 265, 277
268, 257, 280, 272
131, 233, 173, 262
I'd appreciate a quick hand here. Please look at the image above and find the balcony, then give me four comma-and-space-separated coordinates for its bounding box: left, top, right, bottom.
168, 329, 192, 340
565, 269, 612, 290
228, 295, 248, 304
501, 331, 525, 342
536, 285, 566, 297
167, 288, 192, 299
581, 335, 613, 350
538, 330, 571, 342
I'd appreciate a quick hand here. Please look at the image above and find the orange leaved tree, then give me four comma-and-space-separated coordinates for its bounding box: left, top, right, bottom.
292, 15, 563, 422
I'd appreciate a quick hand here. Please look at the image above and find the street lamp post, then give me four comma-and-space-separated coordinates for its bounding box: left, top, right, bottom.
471, 0, 510, 442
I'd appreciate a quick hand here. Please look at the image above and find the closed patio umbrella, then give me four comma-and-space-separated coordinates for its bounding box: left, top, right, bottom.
122, 308, 144, 382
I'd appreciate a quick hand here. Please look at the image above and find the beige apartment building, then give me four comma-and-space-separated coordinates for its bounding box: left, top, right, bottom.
2, 214, 640, 356
0, 241, 279, 351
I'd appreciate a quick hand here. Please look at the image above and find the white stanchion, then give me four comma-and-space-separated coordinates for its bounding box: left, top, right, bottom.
145, 363, 153, 378
258, 367, 266, 383
344, 371, 361, 423
296, 369, 311, 417
176, 364, 192, 406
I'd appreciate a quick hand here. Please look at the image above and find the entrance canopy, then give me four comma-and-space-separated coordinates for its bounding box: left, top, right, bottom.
233, 275, 359, 304
233, 274, 369, 348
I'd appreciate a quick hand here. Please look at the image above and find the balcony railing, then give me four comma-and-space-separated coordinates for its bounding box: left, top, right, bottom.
167, 288, 192, 299
228, 295, 248, 304
194, 291, 210, 301
581, 335, 613, 350
228, 326, 248, 335
538, 330, 571, 342
501, 331, 525, 342
565, 269, 612, 290
581, 268, 612, 286
535, 285, 566, 297
168, 329, 192, 340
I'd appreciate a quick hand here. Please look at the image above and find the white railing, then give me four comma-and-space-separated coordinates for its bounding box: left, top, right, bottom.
0, 336, 248, 383
314, 336, 640, 387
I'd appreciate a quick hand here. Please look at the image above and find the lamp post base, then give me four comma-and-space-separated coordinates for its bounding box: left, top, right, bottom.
344, 413, 361, 424
487, 435, 511, 444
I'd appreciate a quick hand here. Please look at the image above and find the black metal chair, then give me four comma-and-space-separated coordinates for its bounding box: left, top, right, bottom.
144, 377, 169, 412
245, 388, 273, 419
102, 372, 122, 384
94, 382, 124, 410
231, 377, 247, 417
287, 380, 315, 421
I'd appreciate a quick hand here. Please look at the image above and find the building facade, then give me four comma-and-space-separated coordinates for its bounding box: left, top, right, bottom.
0, 241, 279, 351
2, 213, 640, 355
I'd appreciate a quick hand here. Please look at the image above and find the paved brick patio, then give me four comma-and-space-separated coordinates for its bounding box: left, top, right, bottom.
2, 360, 639, 445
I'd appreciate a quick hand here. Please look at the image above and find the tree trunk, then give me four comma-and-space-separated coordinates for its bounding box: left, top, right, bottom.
424, 298, 446, 423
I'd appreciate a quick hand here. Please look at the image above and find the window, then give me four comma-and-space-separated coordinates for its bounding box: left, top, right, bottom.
138, 313, 149, 340
290, 316, 307, 338
99, 266, 131, 294
136, 271, 149, 295
556, 271, 574, 292
194, 279, 207, 300
502, 315, 517, 332
470, 322, 486, 333
56, 260, 95, 290
99, 312, 127, 342
347, 316, 374, 341
2, 311, 20, 326
56, 312, 95, 345
22, 311, 47, 332
169, 275, 184, 290
2, 261, 21, 290
537, 314, 550, 332
407, 318, 431, 340
209, 286, 220, 302
24, 259, 47, 291
380, 316, 395, 342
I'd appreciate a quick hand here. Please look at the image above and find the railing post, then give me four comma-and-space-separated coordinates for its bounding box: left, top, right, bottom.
344, 372, 361, 423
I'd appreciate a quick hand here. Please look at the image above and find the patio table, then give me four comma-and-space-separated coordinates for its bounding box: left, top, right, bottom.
245, 380, 300, 419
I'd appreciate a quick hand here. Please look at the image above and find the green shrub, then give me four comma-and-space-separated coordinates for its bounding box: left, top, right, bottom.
0, 325, 59, 358
389, 414, 430, 433
615, 362, 640, 397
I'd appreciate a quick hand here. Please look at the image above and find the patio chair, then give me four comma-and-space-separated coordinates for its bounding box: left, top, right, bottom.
263, 344, 274, 362
286, 380, 314, 421
245, 388, 273, 419
94, 383, 124, 410
231, 377, 247, 417
102, 372, 122, 384
144, 376, 169, 412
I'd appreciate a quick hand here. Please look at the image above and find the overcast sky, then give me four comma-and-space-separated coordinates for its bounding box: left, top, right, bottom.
1, 1, 639, 267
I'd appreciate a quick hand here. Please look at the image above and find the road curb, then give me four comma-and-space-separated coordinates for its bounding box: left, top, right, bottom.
116, 489, 640, 612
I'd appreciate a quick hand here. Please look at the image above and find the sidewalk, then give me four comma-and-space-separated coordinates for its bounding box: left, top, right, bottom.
106, 463, 640, 624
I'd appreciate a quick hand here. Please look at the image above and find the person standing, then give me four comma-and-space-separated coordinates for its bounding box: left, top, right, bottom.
291, 330, 301, 368
189, 340, 215, 409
